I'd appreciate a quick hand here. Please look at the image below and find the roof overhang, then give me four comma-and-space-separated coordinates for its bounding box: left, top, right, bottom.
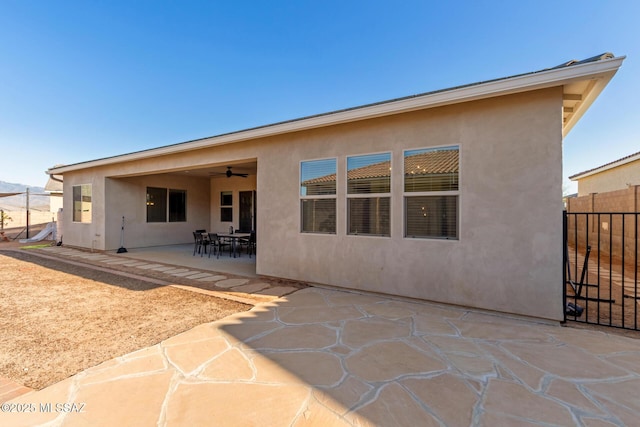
48, 54, 625, 176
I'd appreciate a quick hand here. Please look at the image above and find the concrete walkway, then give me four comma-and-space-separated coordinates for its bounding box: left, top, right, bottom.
34, 246, 303, 303
2, 283, 640, 426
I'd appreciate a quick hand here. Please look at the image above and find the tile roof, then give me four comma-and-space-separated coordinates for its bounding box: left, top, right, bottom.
302, 173, 337, 186
405, 150, 459, 176
302, 149, 458, 185
348, 160, 391, 181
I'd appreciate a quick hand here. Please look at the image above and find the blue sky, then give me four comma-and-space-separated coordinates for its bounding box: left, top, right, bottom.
1, 1, 638, 194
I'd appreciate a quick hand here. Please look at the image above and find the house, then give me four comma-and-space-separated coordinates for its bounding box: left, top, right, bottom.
44, 171, 64, 214
47, 53, 624, 321
570, 150, 640, 196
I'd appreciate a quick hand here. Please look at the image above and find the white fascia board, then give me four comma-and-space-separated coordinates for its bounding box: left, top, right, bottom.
49, 56, 625, 175
562, 67, 620, 137
570, 152, 640, 181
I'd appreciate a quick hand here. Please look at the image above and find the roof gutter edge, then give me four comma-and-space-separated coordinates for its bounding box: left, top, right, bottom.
49, 55, 625, 176
570, 151, 640, 181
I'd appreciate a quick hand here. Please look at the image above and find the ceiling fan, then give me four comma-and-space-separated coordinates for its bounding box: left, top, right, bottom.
212, 166, 248, 178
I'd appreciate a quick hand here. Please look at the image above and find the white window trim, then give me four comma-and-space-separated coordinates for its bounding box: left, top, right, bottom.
402, 145, 460, 240
346, 152, 392, 238
300, 157, 337, 234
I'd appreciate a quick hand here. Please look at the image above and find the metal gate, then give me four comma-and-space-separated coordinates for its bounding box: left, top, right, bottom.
564, 211, 640, 330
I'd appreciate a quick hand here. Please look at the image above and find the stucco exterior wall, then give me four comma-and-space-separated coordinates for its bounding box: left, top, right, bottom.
61, 170, 106, 250
60, 87, 564, 320
63, 172, 211, 250
576, 160, 640, 196
256, 88, 564, 320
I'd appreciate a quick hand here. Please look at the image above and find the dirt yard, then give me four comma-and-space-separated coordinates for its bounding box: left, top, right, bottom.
0, 248, 251, 390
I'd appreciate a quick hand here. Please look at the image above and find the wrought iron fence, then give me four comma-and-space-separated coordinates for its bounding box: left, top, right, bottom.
564, 211, 640, 330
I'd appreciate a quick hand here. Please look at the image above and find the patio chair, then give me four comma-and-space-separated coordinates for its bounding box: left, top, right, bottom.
193, 231, 210, 257
208, 233, 231, 259
239, 231, 256, 258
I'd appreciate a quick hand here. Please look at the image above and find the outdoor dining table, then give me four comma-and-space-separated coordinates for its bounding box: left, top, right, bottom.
217, 233, 251, 258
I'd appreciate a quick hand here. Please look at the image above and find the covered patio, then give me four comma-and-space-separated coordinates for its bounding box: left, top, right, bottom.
113, 243, 257, 278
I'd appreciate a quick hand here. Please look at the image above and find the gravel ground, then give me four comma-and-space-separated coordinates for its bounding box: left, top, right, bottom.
0, 248, 251, 390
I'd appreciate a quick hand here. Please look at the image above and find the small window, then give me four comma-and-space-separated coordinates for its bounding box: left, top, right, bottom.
220, 191, 233, 222
72, 184, 92, 223
300, 159, 336, 233
347, 153, 391, 236
404, 146, 459, 239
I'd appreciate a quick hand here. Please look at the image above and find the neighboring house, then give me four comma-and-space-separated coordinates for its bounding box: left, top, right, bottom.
47, 53, 624, 321
44, 172, 64, 214
569, 150, 640, 196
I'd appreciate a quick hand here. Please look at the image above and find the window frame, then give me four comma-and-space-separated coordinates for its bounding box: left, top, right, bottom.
403, 145, 460, 240
220, 191, 233, 223
146, 187, 187, 223
72, 184, 92, 223
346, 151, 392, 237
300, 157, 337, 234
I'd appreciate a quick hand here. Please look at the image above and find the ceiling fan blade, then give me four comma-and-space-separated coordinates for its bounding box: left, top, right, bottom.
224, 166, 249, 178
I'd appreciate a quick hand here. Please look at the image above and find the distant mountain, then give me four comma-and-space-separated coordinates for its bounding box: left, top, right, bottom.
0, 180, 45, 193
0, 180, 49, 210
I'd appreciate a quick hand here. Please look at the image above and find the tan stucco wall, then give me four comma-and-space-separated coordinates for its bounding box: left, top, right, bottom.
576, 160, 640, 196
62, 172, 211, 250
49, 195, 63, 213
60, 87, 564, 320
61, 171, 106, 250
256, 88, 564, 320
104, 174, 211, 249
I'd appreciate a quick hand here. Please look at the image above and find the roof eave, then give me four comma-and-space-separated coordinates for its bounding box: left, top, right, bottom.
570, 151, 640, 181
48, 55, 625, 176
562, 66, 621, 137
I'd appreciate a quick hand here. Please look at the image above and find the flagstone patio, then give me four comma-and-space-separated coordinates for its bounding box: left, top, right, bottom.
2, 284, 640, 426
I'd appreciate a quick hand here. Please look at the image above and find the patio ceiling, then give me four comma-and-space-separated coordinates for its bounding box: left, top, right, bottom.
118, 160, 258, 180
172, 161, 257, 179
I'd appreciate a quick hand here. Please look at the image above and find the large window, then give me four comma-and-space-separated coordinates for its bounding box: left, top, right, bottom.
300, 158, 336, 233
146, 187, 186, 223
347, 153, 391, 236
72, 184, 92, 223
404, 146, 459, 239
